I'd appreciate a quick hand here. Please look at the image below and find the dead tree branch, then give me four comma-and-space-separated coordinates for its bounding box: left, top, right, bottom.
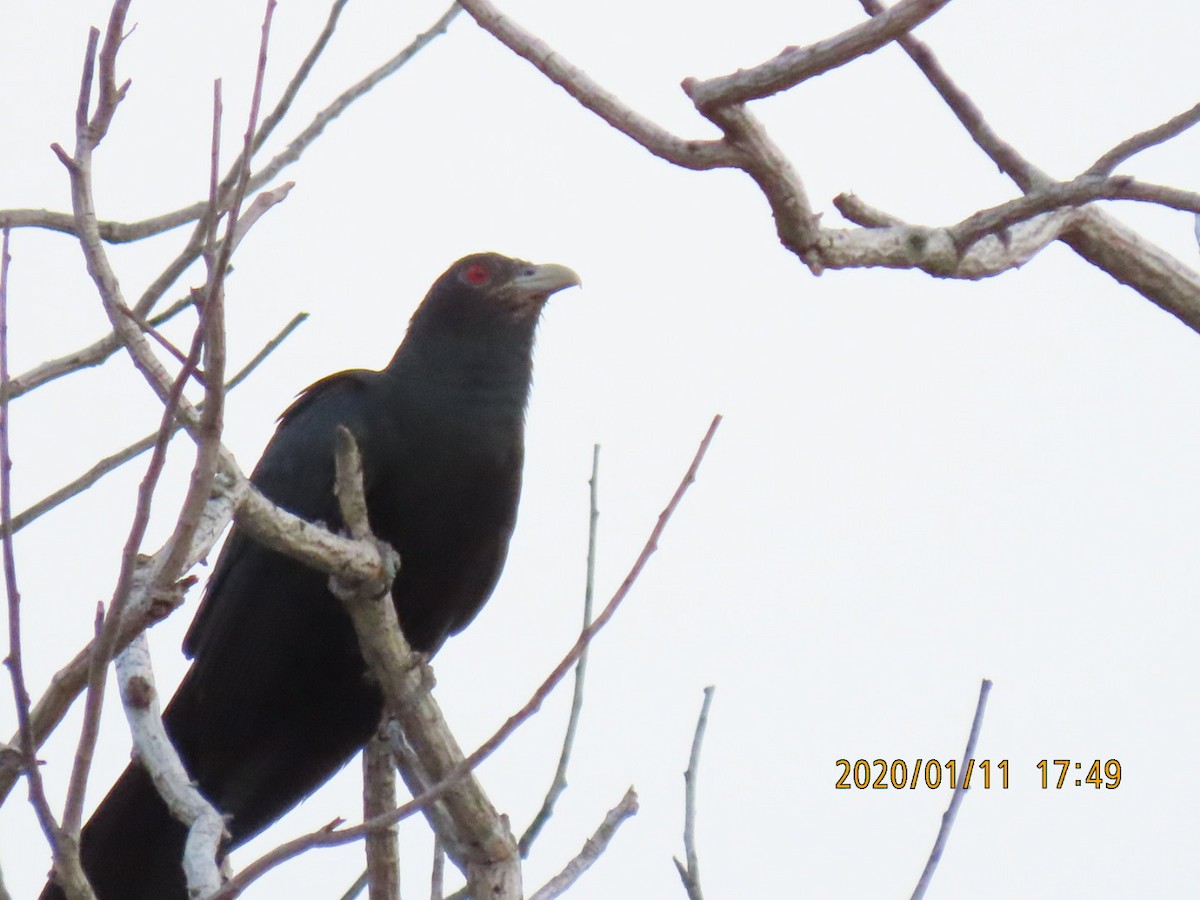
362, 727, 401, 900
673, 687, 714, 900
685, 0, 952, 109
212, 416, 722, 899
328, 425, 521, 898
911, 679, 993, 900
11, 310, 307, 534
0, 3, 460, 246
1085, 100, 1200, 177
114, 636, 225, 898
456, 0, 732, 169
1, 228, 63, 854
460, 0, 1200, 329
854, 0, 1200, 330
526, 788, 639, 900
519, 443, 601, 857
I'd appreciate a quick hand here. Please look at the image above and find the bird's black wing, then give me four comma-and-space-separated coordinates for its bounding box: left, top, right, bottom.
183, 369, 379, 660
168, 369, 393, 840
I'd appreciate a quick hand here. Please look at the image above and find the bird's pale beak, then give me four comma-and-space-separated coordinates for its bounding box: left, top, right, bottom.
512, 262, 582, 299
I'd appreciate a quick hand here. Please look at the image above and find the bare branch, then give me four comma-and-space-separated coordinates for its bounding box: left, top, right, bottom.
238, 477, 393, 586
673, 687, 714, 900
526, 788, 639, 900
253, 1, 465, 188
1, 228, 62, 850
362, 727, 401, 900
459, 0, 733, 170
685, 0, 953, 109
153, 0, 278, 597
950, 176, 1200, 253
431, 837, 445, 900
520, 444, 601, 856
911, 679, 993, 900
6, 179, 289, 405
699, 103, 821, 265
1086, 100, 1200, 177
857, 0, 1200, 330
215, 416, 722, 898
385, 720, 466, 878
0, 560, 212, 806
59, 0, 220, 838
11, 311, 307, 534
114, 635, 225, 898
334, 426, 372, 542
90, 1, 133, 138
119, 302, 202, 374
854, 0, 1047, 191
816, 208, 1085, 279
336, 871, 369, 900
228, 181, 293, 250
254, 0, 351, 157
328, 428, 520, 897
7, 317, 167, 401
1065, 209, 1200, 332
0, 0, 436, 245
833, 193, 906, 228
61, 269, 205, 840
0, 451, 407, 817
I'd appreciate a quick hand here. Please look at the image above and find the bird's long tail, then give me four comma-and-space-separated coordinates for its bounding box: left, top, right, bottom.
40, 762, 193, 900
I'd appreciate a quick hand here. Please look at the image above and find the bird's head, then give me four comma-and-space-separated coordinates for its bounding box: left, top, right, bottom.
411, 253, 581, 332
394, 252, 580, 382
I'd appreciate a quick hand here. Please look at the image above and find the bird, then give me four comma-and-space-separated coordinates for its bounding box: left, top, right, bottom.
41, 252, 580, 900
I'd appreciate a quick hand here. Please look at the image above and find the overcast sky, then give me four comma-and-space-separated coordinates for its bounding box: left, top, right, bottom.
3, 1, 1199, 898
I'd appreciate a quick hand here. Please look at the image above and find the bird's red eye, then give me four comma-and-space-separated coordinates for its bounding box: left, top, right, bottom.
465, 263, 489, 285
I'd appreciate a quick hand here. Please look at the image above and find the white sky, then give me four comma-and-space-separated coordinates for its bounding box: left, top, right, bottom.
2, 1, 1199, 898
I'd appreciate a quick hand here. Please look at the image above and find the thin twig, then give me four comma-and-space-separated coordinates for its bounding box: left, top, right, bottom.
61, 271, 205, 838
213, 416, 722, 898
153, 0, 276, 593
1, 229, 62, 848
117, 303, 205, 378
856, 0, 1200, 331
855, 0, 1045, 191
526, 788, 639, 900
5, 176, 290, 405
74, 26, 284, 887
910, 679, 993, 900
254, 0, 351, 157
520, 443, 601, 856
251, 1, 464, 190
337, 870, 370, 900
58, 0, 198, 839
673, 686, 714, 900
431, 837, 445, 900
1086, 100, 1200, 176
3, 2, 463, 249
8, 293, 194, 401
0, 574, 197, 805
10, 311, 307, 533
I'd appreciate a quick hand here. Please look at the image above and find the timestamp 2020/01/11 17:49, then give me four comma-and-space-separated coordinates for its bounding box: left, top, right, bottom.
834, 758, 1122, 790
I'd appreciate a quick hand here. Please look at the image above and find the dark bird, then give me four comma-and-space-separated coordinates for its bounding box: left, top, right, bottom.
42, 252, 580, 900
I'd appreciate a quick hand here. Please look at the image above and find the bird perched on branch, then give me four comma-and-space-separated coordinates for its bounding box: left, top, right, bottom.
42, 252, 580, 900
